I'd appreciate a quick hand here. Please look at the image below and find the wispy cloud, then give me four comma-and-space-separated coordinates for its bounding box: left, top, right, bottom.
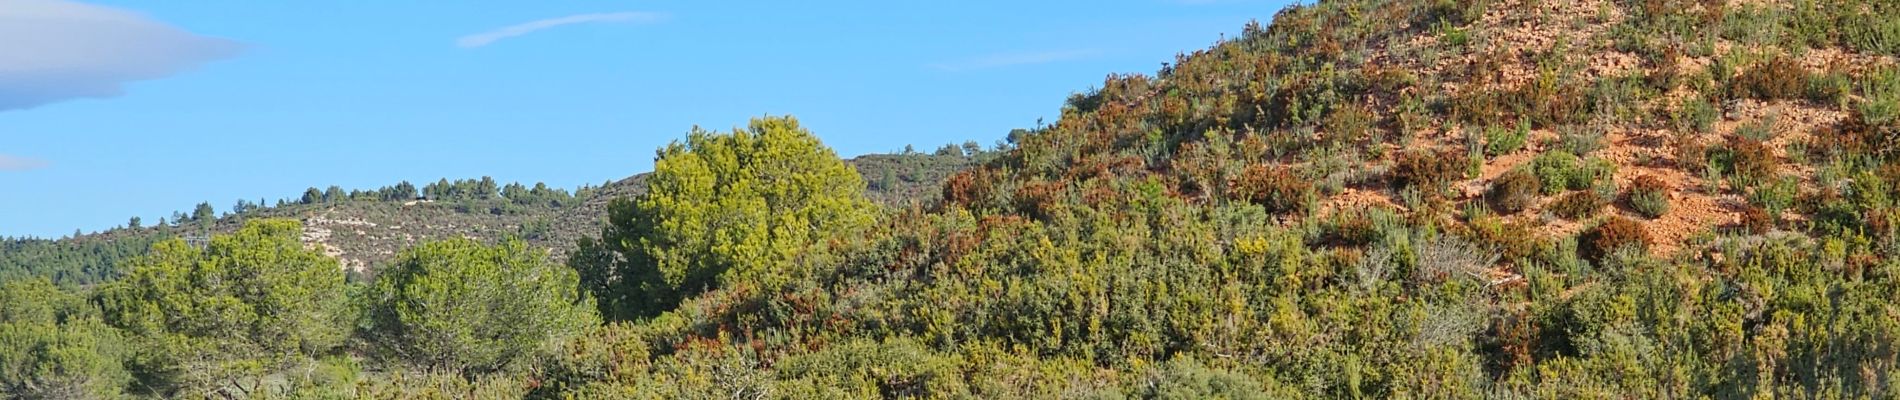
0, 155, 48, 171
456, 12, 666, 48
930, 49, 1102, 72
0, 0, 242, 111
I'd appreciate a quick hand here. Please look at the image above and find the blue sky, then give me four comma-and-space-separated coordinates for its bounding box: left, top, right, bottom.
0, 0, 1289, 238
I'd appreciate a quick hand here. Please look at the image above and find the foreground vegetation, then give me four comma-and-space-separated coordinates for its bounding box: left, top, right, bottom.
8, 0, 1900, 398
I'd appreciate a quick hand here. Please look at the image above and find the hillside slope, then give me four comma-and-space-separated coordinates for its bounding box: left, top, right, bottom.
9, 0, 1900, 397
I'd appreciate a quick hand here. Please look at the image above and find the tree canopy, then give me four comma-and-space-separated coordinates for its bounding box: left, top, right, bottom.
573, 116, 877, 321
362, 238, 598, 375
98, 219, 350, 397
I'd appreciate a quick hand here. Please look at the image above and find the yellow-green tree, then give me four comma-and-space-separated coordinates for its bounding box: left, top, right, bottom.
362, 238, 598, 374
99, 219, 349, 398
573, 116, 875, 320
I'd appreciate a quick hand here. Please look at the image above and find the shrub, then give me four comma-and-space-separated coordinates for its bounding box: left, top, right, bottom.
1488, 169, 1540, 213
1739, 205, 1775, 234
1550, 191, 1607, 220
1580, 217, 1651, 263
1735, 118, 1775, 142
1394, 148, 1466, 193
1747, 176, 1798, 215
1531, 151, 1582, 195
1834, 68, 1900, 160
1677, 96, 1718, 134
1233, 164, 1314, 214
1720, 137, 1779, 183
1579, 158, 1617, 189
1808, 70, 1852, 105
1558, 123, 1608, 156
1486, 121, 1529, 156
1730, 56, 1809, 101
1627, 175, 1672, 218
1324, 104, 1375, 147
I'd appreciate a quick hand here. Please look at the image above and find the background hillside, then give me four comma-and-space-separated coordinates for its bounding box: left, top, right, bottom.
0, 151, 981, 285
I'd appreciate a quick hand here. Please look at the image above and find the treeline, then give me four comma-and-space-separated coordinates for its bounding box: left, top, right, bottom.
0, 232, 169, 286
296, 177, 585, 207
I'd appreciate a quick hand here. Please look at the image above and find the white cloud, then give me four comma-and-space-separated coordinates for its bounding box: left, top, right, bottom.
0, 155, 48, 171
456, 12, 667, 48
0, 0, 242, 111
930, 49, 1102, 72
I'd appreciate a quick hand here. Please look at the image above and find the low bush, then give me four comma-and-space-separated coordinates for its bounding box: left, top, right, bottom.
1735, 118, 1775, 142
1739, 205, 1775, 234
1559, 123, 1608, 156
1832, 68, 1900, 160
1394, 148, 1466, 193
1531, 151, 1583, 195
1488, 169, 1540, 213
1580, 217, 1651, 263
1626, 175, 1672, 219
1676, 96, 1718, 134
1730, 56, 1810, 101
1233, 164, 1314, 215
1747, 176, 1798, 216
1720, 137, 1780, 184
1550, 191, 1607, 220
1486, 120, 1529, 156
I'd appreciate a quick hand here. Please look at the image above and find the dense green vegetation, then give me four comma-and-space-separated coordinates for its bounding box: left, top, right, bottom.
572, 116, 877, 321
7, 0, 1900, 398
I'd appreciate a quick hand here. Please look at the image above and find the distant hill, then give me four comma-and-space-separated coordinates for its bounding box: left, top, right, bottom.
0, 151, 980, 284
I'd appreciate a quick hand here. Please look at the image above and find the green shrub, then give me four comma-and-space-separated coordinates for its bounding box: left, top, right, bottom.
1558, 123, 1607, 156
1486, 120, 1530, 156
1626, 175, 1672, 219
1677, 96, 1718, 134
1529, 151, 1612, 195
1747, 176, 1798, 216
1531, 151, 1581, 195
1488, 168, 1540, 213
1550, 191, 1607, 220
1580, 217, 1651, 263
1735, 118, 1775, 142
1808, 70, 1853, 106
1835, 68, 1900, 160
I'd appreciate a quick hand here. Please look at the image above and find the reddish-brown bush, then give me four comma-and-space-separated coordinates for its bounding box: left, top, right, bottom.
1725, 137, 1779, 182
1232, 164, 1313, 214
1487, 169, 1540, 213
1740, 205, 1775, 234
1549, 191, 1607, 220
1731, 56, 1809, 101
1394, 148, 1465, 193
1581, 217, 1651, 263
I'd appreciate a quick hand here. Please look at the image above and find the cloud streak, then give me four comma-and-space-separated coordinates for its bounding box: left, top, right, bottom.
0, 0, 242, 111
456, 12, 666, 48
0, 155, 48, 171
930, 49, 1102, 72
